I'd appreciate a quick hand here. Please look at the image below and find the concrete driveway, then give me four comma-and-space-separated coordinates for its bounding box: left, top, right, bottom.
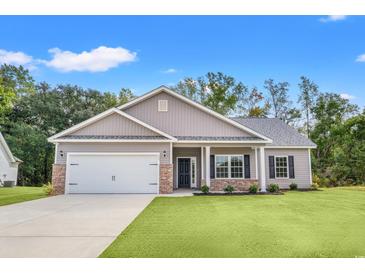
0, 194, 155, 258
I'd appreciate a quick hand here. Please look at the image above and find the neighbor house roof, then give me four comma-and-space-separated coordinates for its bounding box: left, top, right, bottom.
0, 132, 22, 163
231, 118, 316, 148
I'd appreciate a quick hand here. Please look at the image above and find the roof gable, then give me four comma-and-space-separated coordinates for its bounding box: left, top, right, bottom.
119, 86, 272, 142
48, 108, 176, 142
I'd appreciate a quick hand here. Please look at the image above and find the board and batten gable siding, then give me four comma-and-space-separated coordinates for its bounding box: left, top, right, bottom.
264, 148, 311, 189
69, 113, 158, 136
55, 142, 171, 165
210, 147, 257, 179
124, 91, 253, 137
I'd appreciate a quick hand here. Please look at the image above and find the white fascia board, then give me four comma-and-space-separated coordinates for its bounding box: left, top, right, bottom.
49, 139, 173, 143
265, 145, 317, 149
175, 140, 271, 144
118, 86, 273, 143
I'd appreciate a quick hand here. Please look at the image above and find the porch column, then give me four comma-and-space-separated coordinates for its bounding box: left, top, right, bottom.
205, 146, 210, 187
259, 146, 266, 192
201, 146, 204, 181
254, 147, 258, 179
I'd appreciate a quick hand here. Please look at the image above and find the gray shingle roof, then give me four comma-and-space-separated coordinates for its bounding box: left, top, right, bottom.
62, 135, 168, 140
231, 117, 316, 147
175, 136, 262, 141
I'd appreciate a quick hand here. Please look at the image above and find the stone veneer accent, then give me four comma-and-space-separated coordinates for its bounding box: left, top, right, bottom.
210, 179, 258, 192
160, 164, 173, 194
52, 164, 66, 195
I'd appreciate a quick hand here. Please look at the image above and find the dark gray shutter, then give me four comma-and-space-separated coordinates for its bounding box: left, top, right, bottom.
288, 156, 295, 178
269, 156, 275, 178
244, 155, 250, 179
210, 155, 215, 179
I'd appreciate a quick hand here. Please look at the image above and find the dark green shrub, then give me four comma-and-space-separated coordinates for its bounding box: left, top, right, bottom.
289, 183, 298, 190
223, 185, 235, 194
267, 183, 280, 193
248, 183, 258, 194
201, 185, 209, 194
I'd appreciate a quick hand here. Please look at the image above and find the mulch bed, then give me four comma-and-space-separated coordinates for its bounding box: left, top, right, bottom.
193, 191, 284, 196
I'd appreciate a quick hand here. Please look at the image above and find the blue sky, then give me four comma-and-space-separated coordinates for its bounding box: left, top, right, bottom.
0, 16, 364, 106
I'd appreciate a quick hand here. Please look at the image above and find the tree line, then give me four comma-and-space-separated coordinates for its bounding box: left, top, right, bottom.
0, 65, 364, 186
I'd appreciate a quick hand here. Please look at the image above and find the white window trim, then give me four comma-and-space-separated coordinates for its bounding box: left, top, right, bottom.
274, 155, 289, 179
175, 156, 197, 189
214, 154, 244, 179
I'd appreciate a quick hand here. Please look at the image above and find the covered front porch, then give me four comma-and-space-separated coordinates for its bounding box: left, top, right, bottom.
171, 143, 267, 192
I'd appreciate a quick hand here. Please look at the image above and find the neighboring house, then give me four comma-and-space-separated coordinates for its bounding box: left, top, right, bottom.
0, 133, 21, 186
48, 86, 316, 194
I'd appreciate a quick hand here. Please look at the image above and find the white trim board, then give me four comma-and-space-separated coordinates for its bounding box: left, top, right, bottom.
48, 108, 177, 142
118, 86, 272, 143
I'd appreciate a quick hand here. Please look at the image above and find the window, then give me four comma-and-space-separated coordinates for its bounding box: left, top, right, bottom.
230, 156, 243, 178
158, 100, 168, 112
275, 156, 288, 178
215, 155, 243, 178
191, 158, 196, 187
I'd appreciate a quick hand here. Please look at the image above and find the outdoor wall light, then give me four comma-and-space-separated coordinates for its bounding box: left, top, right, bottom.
163, 150, 167, 158
60, 150, 64, 157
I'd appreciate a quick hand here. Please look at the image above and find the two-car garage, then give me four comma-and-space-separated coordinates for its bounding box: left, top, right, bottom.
65, 153, 160, 194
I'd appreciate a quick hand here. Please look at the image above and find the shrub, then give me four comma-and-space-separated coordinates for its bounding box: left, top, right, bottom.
248, 183, 258, 194
201, 185, 209, 194
311, 182, 319, 190
289, 183, 298, 190
223, 185, 235, 194
267, 183, 280, 193
312, 174, 320, 186
43, 182, 54, 196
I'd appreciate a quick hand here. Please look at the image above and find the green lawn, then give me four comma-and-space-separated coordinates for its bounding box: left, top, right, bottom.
0, 186, 47, 206
100, 187, 365, 258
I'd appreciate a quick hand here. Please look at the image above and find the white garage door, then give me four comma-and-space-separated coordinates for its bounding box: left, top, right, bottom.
66, 153, 159, 194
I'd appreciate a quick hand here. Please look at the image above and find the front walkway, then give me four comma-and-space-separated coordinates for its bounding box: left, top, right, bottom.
159, 188, 195, 197
0, 194, 155, 257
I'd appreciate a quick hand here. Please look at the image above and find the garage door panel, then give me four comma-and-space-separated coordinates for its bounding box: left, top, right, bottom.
67, 154, 159, 194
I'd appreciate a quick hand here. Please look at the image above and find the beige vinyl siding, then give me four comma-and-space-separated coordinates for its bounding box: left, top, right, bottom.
264, 148, 311, 189
70, 113, 158, 136
211, 147, 257, 179
56, 142, 171, 164
124, 91, 254, 137
173, 147, 202, 188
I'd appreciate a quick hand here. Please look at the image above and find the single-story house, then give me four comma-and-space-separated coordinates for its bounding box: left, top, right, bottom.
0, 132, 21, 186
48, 86, 316, 194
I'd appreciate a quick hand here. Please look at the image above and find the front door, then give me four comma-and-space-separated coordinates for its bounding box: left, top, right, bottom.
178, 158, 191, 188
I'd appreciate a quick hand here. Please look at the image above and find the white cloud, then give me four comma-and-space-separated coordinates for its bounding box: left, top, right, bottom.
0, 49, 34, 67
319, 15, 347, 23
355, 53, 365, 62
340, 93, 355, 100
44, 46, 137, 72
162, 68, 177, 74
